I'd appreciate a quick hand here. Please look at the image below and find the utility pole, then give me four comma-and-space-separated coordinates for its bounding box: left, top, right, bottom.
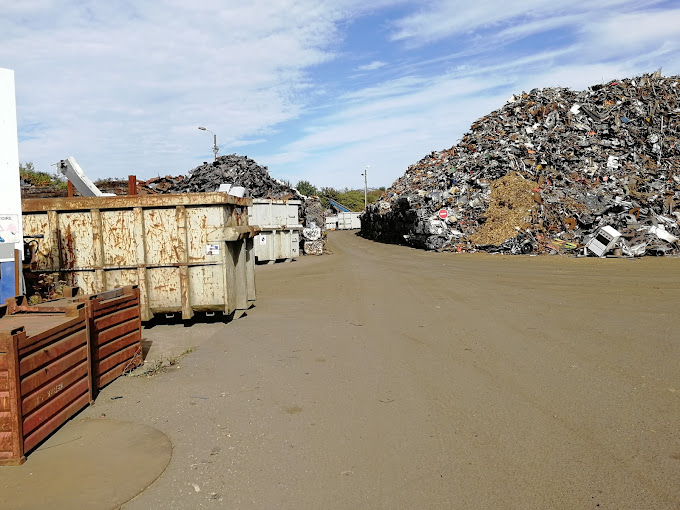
198, 126, 219, 161
361, 165, 369, 209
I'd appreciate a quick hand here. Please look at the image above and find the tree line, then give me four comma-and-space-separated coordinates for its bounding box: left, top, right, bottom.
295, 180, 385, 212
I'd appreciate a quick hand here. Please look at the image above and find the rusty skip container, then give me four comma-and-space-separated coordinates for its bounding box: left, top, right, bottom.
35, 286, 143, 393
78, 286, 143, 392
0, 299, 91, 465
22, 193, 259, 321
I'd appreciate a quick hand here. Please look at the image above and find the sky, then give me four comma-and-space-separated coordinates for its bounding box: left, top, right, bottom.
2, 1, 680, 191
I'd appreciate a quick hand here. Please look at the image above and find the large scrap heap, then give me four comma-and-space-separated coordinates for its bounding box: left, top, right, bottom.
361, 72, 680, 256
162, 154, 300, 199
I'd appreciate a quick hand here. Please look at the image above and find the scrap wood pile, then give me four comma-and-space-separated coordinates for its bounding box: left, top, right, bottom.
361, 72, 680, 256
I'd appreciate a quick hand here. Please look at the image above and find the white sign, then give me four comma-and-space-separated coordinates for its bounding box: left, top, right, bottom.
0, 69, 23, 252
0, 214, 20, 243
205, 244, 220, 255
259, 235, 267, 245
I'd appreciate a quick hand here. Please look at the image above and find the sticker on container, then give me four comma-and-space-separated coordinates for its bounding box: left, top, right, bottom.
206, 244, 220, 255
0, 214, 20, 243
259, 235, 267, 245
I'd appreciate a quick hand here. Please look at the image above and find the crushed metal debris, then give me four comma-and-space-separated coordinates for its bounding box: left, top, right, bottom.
361, 72, 680, 257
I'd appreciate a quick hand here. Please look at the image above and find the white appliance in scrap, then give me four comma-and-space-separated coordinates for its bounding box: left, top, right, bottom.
586, 225, 622, 257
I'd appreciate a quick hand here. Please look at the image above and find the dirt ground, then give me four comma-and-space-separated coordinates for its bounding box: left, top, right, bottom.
54, 231, 680, 508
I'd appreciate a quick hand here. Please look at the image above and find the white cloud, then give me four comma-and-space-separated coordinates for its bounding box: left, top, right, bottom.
356, 60, 389, 72
0, 0, 352, 178
256, 0, 680, 189
389, 0, 665, 46
579, 9, 680, 58
3, 0, 680, 192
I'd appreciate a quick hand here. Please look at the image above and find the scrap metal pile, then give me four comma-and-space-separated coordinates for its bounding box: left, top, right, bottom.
361, 72, 680, 256
164, 154, 300, 199
300, 197, 326, 255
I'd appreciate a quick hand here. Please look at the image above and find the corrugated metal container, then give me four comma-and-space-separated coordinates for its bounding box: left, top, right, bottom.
80, 286, 143, 392
35, 286, 143, 394
0, 299, 91, 465
249, 199, 302, 262
337, 211, 362, 230
22, 193, 259, 321
248, 199, 301, 227
255, 230, 300, 262
325, 216, 338, 230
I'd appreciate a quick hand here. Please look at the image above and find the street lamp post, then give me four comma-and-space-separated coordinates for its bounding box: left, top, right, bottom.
198, 126, 219, 161
360, 165, 369, 209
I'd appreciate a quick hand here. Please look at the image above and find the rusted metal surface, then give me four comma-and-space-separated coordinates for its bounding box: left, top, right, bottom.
128, 175, 137, 196
0, 301, 91, 465
78, 286, 142, 393
22, 193, 260, 321
21, 192, 252, 213
33, 287, 144, 393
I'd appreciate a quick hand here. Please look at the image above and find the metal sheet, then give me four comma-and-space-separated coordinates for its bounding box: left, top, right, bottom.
249, 199, 301, 228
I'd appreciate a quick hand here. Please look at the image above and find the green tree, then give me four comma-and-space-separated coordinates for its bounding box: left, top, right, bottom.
295, 180, 319, 196
336, 189, 365, 211
19, 161, 66, 188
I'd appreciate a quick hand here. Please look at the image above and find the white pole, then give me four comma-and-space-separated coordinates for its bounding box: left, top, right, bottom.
362, 165, 369, 210
0, 68, 23, 259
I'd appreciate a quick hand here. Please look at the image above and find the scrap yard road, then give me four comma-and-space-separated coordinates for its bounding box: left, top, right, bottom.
89, 231, 678, 509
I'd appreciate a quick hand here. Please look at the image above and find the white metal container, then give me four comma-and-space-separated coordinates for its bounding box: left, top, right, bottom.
249, 199, 301, 228
248, 199, 302, 262
255, 230, 300, 262
337, 212, 362, 230
325, 216, 338, 230
22, 193, 259, 320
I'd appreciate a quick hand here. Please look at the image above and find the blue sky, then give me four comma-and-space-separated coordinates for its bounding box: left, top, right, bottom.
2, 1, 680, 190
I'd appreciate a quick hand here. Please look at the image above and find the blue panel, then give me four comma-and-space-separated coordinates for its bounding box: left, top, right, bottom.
0, 260, 16, 302
328, 198, 351, 212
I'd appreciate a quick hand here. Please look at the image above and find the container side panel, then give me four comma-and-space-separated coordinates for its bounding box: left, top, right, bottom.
69, 271, 100, 295
229, 241, 248, 310
19, 331, 88, 378
187, 208, 208, 262
188, 265, 224, 307
23, 393, 90, 452
87, 286, 142, 390
143, 209, 180, 265
147, 267, 182, 310
21, 360, 88, 415
187, 206, 227, 262
101, 210, 140, 267
58, 212, 95, 270
22, 213, 55, 270
97, 343, 140, 375
103, 269, 140, 290
20, 346, 88, 396
95, 330, 141, 362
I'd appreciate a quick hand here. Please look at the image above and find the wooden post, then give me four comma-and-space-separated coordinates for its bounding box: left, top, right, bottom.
67, 180, 74, 197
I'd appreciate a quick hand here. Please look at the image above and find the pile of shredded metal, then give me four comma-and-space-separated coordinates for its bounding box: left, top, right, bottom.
361, 72, 680, 256
165, 154, 300, 199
